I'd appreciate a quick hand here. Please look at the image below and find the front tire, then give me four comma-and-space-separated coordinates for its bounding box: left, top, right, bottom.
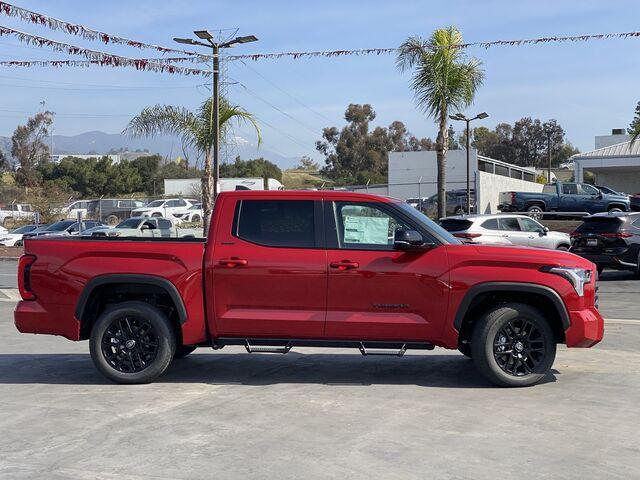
471, 303, 556, 387
89, 301, 176, 384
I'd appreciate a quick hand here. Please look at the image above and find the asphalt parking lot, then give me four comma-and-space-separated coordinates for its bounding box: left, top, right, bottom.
0, 270, 638, 479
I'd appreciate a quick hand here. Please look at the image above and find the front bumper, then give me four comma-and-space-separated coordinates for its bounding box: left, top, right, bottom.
565, 306, 604, 348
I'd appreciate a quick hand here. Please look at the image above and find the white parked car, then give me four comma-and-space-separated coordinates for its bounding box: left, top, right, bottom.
131, 198, 198, 218
172, 203, 203, 224
439, 214, 571, 250
81, 217, 178, 238
0, 224, 39, 246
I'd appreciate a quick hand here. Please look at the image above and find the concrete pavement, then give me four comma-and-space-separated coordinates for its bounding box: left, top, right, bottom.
1, 273, 639, 479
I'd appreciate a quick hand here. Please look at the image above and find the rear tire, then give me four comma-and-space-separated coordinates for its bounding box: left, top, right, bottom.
471, 303, 556, 387
89, 301, 176, 384
556, 244, 570, 251
174, 345, 197, 359
526, 205, 544, 220
106, 214, 119, 226
597, 265, 604, 276
191, 214, 201, 223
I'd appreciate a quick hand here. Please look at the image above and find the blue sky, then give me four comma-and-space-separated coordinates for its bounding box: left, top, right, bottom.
1, 0, 639, 161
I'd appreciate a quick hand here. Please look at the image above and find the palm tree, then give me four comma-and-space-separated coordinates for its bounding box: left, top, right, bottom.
124, 97, 260, 232
397, 27, 484, 219
631, 125, 640, 145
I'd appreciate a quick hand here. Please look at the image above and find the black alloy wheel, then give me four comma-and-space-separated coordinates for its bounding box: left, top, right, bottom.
471, 303, 556, 387
493, 318, 545, 376
101, 315, 159, 373
90, 301, 176, 384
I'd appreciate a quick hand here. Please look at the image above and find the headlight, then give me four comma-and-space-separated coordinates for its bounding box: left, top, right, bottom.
540, 266, 592, 296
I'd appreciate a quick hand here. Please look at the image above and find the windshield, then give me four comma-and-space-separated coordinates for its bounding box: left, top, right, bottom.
10, 225, 37, 234
395, 202, 461, 244
189, 204, 202, 210
116, 218, 142, 228
46, 221, 75, 231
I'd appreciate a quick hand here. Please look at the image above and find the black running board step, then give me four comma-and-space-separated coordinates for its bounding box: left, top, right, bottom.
358, 342, 407, 357
245, 340, 292, 354
216, 337, 434, 351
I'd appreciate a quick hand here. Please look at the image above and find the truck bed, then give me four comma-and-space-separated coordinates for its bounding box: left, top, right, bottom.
17, 237, 207, 343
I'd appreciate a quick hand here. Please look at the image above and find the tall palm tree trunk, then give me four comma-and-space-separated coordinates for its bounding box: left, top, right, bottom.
436, 108, 449, 219
201, 149, 213, 234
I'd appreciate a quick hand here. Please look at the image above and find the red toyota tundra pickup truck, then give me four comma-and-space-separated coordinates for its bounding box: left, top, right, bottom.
14, 191, 604, 387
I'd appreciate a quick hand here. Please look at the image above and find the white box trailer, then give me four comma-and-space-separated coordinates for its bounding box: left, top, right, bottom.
164, 177, 284, 196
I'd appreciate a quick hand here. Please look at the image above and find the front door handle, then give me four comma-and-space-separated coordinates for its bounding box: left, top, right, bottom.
219, 257, 248, 268
330, 260, 359, 270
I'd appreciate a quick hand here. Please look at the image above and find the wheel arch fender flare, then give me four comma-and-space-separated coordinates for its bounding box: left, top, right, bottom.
525, 200, 546, 211
453, 282, 570, 332
75, 274, 188, 324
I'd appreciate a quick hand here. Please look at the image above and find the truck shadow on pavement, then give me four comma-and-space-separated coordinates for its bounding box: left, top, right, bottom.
0, 352, 558, 388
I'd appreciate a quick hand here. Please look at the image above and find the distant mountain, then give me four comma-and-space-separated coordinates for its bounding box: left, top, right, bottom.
0, 131, 300, 170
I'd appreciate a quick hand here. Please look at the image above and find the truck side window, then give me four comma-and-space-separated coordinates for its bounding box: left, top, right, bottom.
235, 200, 315, 248
331, 202, 410, 250
580, 184, 599, 196
498, 217, 521, 231
562, 184, 578, 195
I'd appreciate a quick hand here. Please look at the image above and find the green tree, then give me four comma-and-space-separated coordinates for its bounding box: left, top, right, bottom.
397, 27, 484, 218
316, 105, 432, 185
220, 157, 282, 181
124, 97, 260, 233
11, 111, 54, 188
0, 149, 9, 172
295, 155, 320, 171
629, 101, 640, 143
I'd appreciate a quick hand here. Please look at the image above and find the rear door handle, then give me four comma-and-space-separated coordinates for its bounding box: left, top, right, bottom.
330, 260, 359, 270
219, 257, 248, 268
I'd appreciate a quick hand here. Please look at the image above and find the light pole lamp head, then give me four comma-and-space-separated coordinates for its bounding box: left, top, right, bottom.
476, 112, 489, 120
194, 30, 214, 40
450, 113, 466, 121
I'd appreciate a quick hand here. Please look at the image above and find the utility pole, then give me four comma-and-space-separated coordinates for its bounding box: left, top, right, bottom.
546, 130, 552, 183
450, 112, 488, 214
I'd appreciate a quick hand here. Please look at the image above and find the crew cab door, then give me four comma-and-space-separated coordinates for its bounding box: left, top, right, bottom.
558, 183, 580, 212
578, 183, 606, 213
210, 196, 327, 338
323, 199, 449, 341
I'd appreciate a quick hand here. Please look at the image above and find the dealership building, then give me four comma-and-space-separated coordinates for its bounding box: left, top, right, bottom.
573, 130, 640, 194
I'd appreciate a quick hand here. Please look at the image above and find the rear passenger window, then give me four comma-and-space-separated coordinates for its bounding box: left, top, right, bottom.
499, 218, 521, 231
235, 200, 315, 248
481, 219, 499, 230
158, 219, 172, 229
562, 184, 578, 195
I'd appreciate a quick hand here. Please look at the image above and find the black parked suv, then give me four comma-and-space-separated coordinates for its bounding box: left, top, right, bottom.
570, 212, 640, 275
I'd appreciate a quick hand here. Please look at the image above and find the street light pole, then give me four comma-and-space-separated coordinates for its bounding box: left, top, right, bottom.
212, 43, 220, 199
174, 32, 257, 214
450, 112, 488, 214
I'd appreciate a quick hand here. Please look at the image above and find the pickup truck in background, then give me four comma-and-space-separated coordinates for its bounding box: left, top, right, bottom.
15, 191, 603, 387
0, 203, 35, 227
499, 181, 630, 219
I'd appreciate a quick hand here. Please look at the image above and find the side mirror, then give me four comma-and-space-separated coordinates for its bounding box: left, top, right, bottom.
540, 226, 549, 236
393, 229, 434, 252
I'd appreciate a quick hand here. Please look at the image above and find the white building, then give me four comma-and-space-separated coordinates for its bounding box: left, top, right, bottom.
49, 154, 120, 164
164, 177, 284, 196
573, 130, 640, 193
348, 149, 541, 214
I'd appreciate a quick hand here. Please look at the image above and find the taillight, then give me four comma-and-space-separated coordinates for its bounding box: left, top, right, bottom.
17, 254, 37, 300
454, 232, 481, 239
510, 192, 516, 203
570, 231, 580, 238
601, 232, 632, 238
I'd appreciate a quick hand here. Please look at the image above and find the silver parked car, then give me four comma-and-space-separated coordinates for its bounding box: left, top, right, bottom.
439, 214, 571, 250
